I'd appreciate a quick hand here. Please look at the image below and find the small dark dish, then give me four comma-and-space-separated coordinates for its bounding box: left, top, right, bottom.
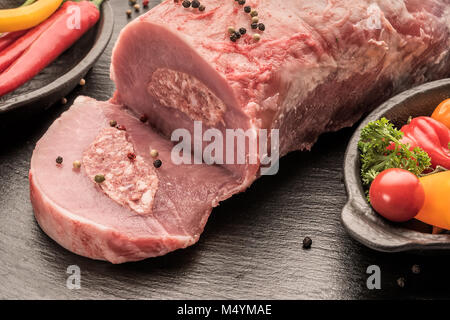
0, 0, 114, 120
342, 78, 450, 252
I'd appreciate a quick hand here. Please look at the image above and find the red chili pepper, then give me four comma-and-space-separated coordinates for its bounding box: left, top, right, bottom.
399, 116, 450, 169
0, 30, 28, 52
0, 1, 101, 97
0, 7, 67, 73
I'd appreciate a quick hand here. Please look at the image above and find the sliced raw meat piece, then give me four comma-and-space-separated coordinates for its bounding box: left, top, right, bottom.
31, 0, 450, 263
30, 96, 241, 263
111, 0, 450, 167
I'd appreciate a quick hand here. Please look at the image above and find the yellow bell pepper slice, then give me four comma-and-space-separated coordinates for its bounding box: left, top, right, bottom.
0, 0, 63, 32
415, 171, 450, 230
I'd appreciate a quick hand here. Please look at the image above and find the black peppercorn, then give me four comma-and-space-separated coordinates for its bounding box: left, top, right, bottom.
182, 0, 191, 8
302, 237, 312, 249
238, 0, 245, 5
251, 22, 258, 29
230, 34, 237, 42
258, 23, 265, 31
191, 0, 200, 8
244, 6, 251, 13
198, 4, 205, 11
153, 159, 162, 168
239, 27, 246, 35
234, 31, 241, 39
56, 156, 63, 165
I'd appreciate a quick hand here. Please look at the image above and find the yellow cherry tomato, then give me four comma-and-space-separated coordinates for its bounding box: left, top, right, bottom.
415, 171, 450, 230
431, 98, 450, 129
0, 0, 63, 32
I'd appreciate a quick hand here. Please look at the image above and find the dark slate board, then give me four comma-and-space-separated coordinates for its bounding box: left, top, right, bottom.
1, 0, 450, 300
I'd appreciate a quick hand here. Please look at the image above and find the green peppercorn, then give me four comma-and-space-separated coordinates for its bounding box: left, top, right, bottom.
109, 120, 117, 127
250, 10, 258, 17
150, 149, 159, 158
73, 160, 81, 169
153, 159, 162, 168
56, 156, 63, 165
94, 174, 105, 183
253, 33, 261, 42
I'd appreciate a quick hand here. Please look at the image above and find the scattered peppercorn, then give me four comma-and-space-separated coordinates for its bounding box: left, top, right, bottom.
126, 9, 132, 18
228, 26, 235, 34
79, 78, 86, 86
258, 23, 265, 31
182, 0, 191, 8
150, 149, 159, 158
411, 264, 421, 274
250, 10, 258, 17
238, 0, 245, 5
56, 156, 63, 165
153, 159, 162, 168
198, 4, 205, 11
94, 174, 105, 183
251, 22, 258, 29
302, 236, 312, 249
109, 120, 117, 127
251, 16, 259, 24
234, 31, 241, 39
73, 160, 81, 169
230, 34, 237, 42
134, 3, 140, 11
244, 6, 251, 13
117, 124, 126, 131
191, 0, 200, 8
397, 277, 406, 288
61, 97, 67, 105
253, 33, 261, 42
143, 0, 149, 8
127, 152, 136, 161
140, 114, 148, 123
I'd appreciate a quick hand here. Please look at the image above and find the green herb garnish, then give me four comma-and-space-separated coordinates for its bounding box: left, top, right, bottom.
358, 117, 431, 188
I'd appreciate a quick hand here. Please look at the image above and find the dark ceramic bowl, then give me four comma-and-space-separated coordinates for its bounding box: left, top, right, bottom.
0, 0, 114, 120
342, 78, 450, 252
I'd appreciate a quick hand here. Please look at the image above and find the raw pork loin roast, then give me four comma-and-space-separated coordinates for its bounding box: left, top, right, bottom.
30, 0, 450, 263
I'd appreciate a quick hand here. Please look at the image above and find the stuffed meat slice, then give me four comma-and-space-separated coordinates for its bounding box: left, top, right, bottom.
30, 96, 241, 263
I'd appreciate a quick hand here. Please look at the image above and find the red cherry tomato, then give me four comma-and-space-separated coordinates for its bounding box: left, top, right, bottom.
369, 168, 425, 222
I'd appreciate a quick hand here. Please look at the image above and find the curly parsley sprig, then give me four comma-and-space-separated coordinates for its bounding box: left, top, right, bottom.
358, 117, 431, 188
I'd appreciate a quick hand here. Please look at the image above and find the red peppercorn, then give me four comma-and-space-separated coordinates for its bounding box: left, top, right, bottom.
117, 125, 126, 131
127, 152, 136, 161
140, 114, 148, 123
